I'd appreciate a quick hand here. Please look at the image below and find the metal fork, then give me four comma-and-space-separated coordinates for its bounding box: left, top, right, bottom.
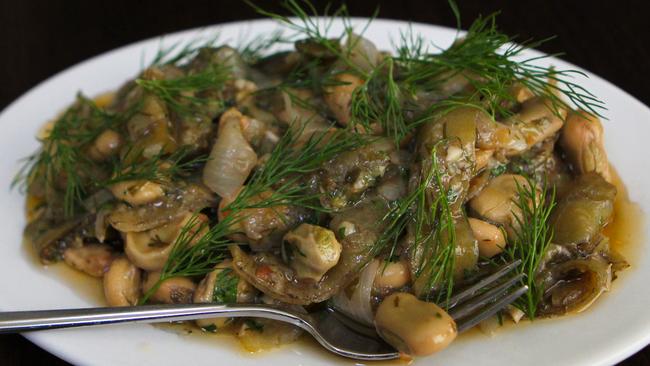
0, 260, 526, 361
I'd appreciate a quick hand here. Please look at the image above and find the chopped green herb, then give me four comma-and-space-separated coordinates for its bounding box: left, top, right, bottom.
201, 324, 218, 333
225, 124, 370, 213
140, 215, 237, 304
213, 268, 239, 304
490, 164, 507, 177
136, 63, 230, 116
243, 319, 265, 332
506, 176, 556, 319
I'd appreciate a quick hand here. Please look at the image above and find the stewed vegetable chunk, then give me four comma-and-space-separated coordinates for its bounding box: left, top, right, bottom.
283, 224, 342, 281
194, 260, 258, 331
551, 173, 616, 251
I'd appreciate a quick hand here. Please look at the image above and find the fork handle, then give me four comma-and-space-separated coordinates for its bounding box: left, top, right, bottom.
0, 304, 307, 334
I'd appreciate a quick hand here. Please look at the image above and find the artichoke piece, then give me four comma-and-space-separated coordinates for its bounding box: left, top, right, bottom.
218, 188, 313, 252
107, 183, 216, 233
253, 51, 301, 77
537, 258, 612, 316
550, 173, 616, 252
409, 216, 478, 298
318, 138, 394, 210
417, 107, 478, 213
295, 38, 340, 59
26, 215, 86, 263
230, 195, 390, 305
283, 224, 342, 281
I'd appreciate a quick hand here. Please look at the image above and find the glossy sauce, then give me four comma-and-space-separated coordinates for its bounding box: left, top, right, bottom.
22, 164, 645, 360
602, 167, 645, 265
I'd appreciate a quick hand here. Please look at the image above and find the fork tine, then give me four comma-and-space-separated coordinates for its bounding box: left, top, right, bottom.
446, 259, 522, 308
455, 285, 528, 333
449, 272, 524, 319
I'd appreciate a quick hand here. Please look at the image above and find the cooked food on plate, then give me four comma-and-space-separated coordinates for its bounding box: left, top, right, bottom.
14, 0, 628, 359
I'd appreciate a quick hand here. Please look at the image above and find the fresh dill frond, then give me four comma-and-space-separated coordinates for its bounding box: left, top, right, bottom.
103, 146, 208, 186
247, 0, 345, 54
148, 33, 222, 68
282, 58, 348, 93
394, 11, 606, 119
14, 94, 127, 217
253, 58, 349, 117
225, 124, 369, 213
350, 57, 412, 144
139, 214, 237, 304
135, 63, 231, 116
238, 29, 291, 64
506, 176, 556, 319
413, 146, 457, 305
247, 0, 378, 76
372, 144, 457, 305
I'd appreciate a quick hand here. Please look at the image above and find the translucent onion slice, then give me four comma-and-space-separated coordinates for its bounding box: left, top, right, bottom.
202, 109, 257, 199
331, 259, 380, 326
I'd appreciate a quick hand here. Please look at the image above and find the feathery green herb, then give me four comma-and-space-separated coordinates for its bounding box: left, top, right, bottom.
271, 58, 348, 94
393, 12, 606, 119
144, 126, 369, 304
213, 268, 239, 303
225, 123, 369, 213
251, 0, 606, 145
350, 57, 411, 144
13, 94, 128, 217
103, 146, 209, 186
247, 0, 378, 76
412, 147, 457, 305
148, 33, 222, 68
238, 30, 291, 64
136, 63, 231, 116
373, 144, 457, 305
139, 214, 237, 304
506, 176, 556, 319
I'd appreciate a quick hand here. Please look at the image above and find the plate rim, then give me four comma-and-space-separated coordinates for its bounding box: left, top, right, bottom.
1, 16, 649, 366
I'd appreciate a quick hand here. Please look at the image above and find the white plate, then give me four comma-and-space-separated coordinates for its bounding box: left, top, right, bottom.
1, 18, 649, 366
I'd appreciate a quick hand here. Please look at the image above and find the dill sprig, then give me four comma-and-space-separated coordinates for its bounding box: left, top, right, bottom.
247, 0, 377, 76
506, 176, 556, 319
139, 214, 237, 304
135, 63, 231, 116
350, 57, 412, 144
238, 29, 291, 64
411, 146, 457, 305
373, 144, 457, 305
13, 94, 126, 217
103, 146, 209, 186
226, 124, 369, 213
394, 12, 606, 119
148, 33, 222, 68
278, 58, 348, 93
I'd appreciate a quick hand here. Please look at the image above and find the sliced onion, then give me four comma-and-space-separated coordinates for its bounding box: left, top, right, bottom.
202, 109, 257, 199
94, 207, 110, 243
332, 259, 380, 326
507, 305, 525, 323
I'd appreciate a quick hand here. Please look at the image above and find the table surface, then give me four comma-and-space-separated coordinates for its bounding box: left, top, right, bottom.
0, 1, 648, 365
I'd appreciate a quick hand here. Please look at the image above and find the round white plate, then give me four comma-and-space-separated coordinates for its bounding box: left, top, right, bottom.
1, 18, 649, 366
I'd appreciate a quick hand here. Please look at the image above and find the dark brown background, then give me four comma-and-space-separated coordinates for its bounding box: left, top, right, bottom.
0, 0, 648, 365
